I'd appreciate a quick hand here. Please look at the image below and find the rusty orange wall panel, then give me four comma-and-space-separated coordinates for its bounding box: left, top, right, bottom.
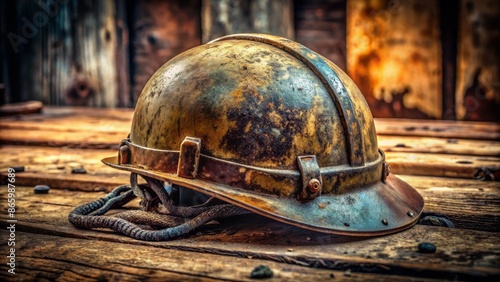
347, 0, 442, 119
456, 0, 500, 122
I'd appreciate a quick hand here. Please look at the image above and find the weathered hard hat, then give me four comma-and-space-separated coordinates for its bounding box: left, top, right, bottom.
102, 33, 424, 236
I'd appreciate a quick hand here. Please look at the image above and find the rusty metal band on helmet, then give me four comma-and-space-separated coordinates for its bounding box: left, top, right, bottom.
209, 34, 365, 167
118, 139, 385, 197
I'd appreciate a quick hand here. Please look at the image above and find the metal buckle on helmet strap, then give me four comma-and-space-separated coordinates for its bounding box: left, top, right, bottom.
118, 138, 131, 165
177, 136, 201, 179
296, 155, 322, 201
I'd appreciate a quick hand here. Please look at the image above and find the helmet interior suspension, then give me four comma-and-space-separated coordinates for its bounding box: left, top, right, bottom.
68, 173, 250, 241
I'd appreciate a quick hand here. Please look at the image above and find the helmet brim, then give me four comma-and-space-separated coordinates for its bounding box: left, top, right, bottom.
102, 156, 424, 236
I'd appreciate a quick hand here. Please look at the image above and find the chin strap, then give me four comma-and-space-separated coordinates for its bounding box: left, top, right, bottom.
68, 174, 250, 241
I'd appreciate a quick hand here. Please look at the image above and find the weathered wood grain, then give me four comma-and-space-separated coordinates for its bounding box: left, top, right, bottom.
15, 0, 125, 107
374, 118, 500, 140
0, 146, 128, 190
201, 0, 294, 43
379, 136, 499, 157
0, 171, 128, 192
0, 106, 133, 121
347, 0, 442, 119
0, 129, 124, 149
0, 101, 43, 116
0, 107, 132, 133
0, 187, 498, 281
0, 231, 447, 282
398, 175, 500, 231
0, 107, 131, 149
385, 151, 499, 179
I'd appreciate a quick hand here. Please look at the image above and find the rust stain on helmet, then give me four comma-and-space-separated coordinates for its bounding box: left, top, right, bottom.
103, 33, 424, 236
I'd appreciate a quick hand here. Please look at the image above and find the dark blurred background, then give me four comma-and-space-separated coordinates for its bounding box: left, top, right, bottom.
1, 0, 499, 121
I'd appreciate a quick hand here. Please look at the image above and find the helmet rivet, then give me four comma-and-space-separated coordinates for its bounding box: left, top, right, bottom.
382, 219, 388, 225
308, 179, 321, 193
407, 211, 414, 217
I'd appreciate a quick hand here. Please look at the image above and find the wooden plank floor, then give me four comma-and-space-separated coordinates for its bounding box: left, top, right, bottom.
0, 107, 499, 281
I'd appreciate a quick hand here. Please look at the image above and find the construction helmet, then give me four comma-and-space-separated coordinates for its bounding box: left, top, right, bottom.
100, 33, 424, 236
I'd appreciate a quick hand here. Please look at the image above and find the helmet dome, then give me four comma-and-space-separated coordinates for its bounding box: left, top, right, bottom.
103, 34, 424, 236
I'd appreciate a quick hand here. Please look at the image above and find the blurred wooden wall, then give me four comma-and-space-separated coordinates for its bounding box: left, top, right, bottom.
2, 0, 129, 107
129, 0, 201, 104
202, 0, 293, 43
1, 0, 498, 121
455, 0, 500, 121
294, 0, 346, 71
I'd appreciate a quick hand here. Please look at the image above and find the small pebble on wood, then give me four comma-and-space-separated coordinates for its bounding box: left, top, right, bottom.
344, 269, 352, 277
418, 242, 437, 253
250, 265, 273, 279
11, 166, 25, 172
34, 185, 50, 194
71, 167, 87, 174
